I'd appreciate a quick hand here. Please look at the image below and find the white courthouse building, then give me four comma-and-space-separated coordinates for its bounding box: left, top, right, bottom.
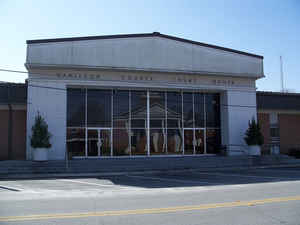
25, 32, 264, 160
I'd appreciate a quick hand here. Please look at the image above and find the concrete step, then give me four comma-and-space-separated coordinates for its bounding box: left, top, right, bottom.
0, 155, 299, 176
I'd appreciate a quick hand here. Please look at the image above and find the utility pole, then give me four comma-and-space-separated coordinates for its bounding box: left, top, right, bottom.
280, 56, 285, 92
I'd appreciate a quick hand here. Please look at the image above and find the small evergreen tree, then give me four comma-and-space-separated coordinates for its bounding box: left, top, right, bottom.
30, 112, 52, 148
244, 117, 264, 146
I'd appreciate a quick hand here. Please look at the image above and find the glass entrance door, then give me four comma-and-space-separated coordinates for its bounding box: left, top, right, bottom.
87, 129, 112, 157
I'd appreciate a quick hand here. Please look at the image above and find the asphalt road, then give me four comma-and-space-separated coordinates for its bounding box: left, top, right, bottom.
1, 167, 300, 225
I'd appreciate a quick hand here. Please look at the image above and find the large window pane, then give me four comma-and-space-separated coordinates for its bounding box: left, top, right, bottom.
99, 130, 111, 156
87, 89, 112, 127
206, 129, 221, 154
67, 88, 86, 127
183, 93, 193, 128
131, 91, 147, 128
166, 92, 182, 128
113, 129, 130, 156
150, 129, 166, 155
66, 128, 85, 157
184, 129, 194, 154
194, 93, 204, 128
206, 94, 220, 127
167, 129, 183, 154
131, 129, 147, 155
113, 90, 129, 128
87, 129, 98, 156
195, 129, 204, 154
150, 91, 165, 128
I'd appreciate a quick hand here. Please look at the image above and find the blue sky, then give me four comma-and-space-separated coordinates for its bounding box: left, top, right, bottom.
1, 0, 299, 92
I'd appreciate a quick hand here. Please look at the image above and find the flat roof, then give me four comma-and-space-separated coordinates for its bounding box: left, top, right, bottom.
26, 32, 263, 59
257, 91, 300, 111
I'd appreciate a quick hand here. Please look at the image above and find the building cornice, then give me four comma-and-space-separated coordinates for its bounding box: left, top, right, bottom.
25, 63, 264, 79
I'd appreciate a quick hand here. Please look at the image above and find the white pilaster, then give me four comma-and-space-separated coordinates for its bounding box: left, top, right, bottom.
220, 90, 257, 155
26, 80, 67, 160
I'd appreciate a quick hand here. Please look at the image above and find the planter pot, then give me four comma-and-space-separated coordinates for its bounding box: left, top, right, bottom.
33, 148, 48, 161
248, 145, 261, 156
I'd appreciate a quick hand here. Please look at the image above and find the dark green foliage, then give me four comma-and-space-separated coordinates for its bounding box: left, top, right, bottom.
244, 117, 264, 146
30, 112, 52, 148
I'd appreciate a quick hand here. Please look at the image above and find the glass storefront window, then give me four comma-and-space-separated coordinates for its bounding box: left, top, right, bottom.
113, 90, 129, 128
150, 91, 165, 128
66, 128, 86, 157
167, 129, 183, 154
113, 129, 130, 156
131, 91, 147, 128
195, 129, 205, 154
184, 129, 194, 154
194, 93, 205, 128
67, 89, 86, 127
167, 92, 182, 129
183, 93, 194, 128
87, 89, 112, 127
131, 129, 147, 155
150, 129, 166, 155
66, 89, 221, 157
206, 129, 221, 154
206, 94, 220, 128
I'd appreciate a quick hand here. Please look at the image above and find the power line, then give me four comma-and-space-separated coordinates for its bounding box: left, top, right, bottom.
0, 68, 28, 74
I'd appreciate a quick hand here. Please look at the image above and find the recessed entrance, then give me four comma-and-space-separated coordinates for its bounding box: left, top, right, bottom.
67, 89, 221, 157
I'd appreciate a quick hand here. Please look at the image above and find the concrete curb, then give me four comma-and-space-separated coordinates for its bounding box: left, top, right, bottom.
1, 163, 300, 180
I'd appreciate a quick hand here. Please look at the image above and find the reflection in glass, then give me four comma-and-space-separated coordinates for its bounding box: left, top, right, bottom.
183, 93, 193, 128
206, 129, 221, 154
131, 91, 147, 128
167, 129, 183, 154
87, 130, 98, 156
67, 88, 222, 157
67, 89, 86, 127
206, 94, 220, 128
150, 129, 166, 155
87, 89, 111, 127
113, 90, 129, 128
184, 130, 194, 154
150, 91, 165, 128
66, 128, 85, 156
131, 129, 147, 155
194, 93, 204, 127
113, 129, 130, 156
195, 129, 204, 154
99, 130, 111, 156
167, 92, 182, 128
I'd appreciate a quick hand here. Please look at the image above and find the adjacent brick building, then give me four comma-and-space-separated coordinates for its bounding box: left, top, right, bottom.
257, 91, 300, 154
0, 82, 27, 160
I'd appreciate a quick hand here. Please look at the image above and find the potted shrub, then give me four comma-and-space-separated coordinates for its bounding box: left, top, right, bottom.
31, 112, 51, 161
244, 117, 264, 155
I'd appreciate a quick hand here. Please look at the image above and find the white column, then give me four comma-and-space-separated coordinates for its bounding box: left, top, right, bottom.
220, 90, 257, 155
